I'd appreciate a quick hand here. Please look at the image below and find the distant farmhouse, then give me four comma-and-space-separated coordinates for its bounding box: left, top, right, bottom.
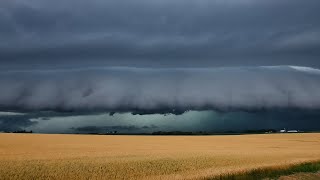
279, 128, 299, 133
280, 128, 287, 133
287, 130, 298, 133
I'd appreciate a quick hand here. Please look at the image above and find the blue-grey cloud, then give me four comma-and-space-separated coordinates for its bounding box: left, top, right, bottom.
0, 0, 320, 69
1, 66, 320, 113
1, 1, 320, 133
0, 110, 105, 131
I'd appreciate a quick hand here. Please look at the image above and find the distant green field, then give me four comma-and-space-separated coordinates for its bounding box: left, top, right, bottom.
210, 161, 320, 180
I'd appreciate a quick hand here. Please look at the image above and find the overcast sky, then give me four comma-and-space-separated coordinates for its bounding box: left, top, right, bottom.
1, 0, 320, 69
1, 0, 320, 133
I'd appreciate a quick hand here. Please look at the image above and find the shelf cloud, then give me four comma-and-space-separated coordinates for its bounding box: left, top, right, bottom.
1, 1, 320, 133
1, 66, 320, 114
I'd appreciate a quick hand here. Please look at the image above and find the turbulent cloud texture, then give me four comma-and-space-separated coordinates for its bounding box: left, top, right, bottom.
1, 1, 320, 133
1, 0, 320, 69
1, 66, 320, 113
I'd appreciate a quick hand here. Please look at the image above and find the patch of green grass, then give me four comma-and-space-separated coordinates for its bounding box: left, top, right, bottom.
208, 161, 320, 180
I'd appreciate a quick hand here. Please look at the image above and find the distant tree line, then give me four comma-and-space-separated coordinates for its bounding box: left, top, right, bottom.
151, 131, 210, 135
243, 129, 277, 134
4, 130, 33, 133
151, 129, 279, 135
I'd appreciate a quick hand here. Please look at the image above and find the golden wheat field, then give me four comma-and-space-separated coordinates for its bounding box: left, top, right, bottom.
0, 133, 320, 180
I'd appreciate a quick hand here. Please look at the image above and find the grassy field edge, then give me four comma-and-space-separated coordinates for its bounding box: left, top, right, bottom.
208, 160, 320, 180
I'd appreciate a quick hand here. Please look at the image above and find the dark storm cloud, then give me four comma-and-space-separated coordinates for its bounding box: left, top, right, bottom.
0, 113, 36, 131
71, 124, 158, 133
209, 109, 320, 132
0, 111, 105, 131
1, 66, 320, 113
0, 0, 320, 68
